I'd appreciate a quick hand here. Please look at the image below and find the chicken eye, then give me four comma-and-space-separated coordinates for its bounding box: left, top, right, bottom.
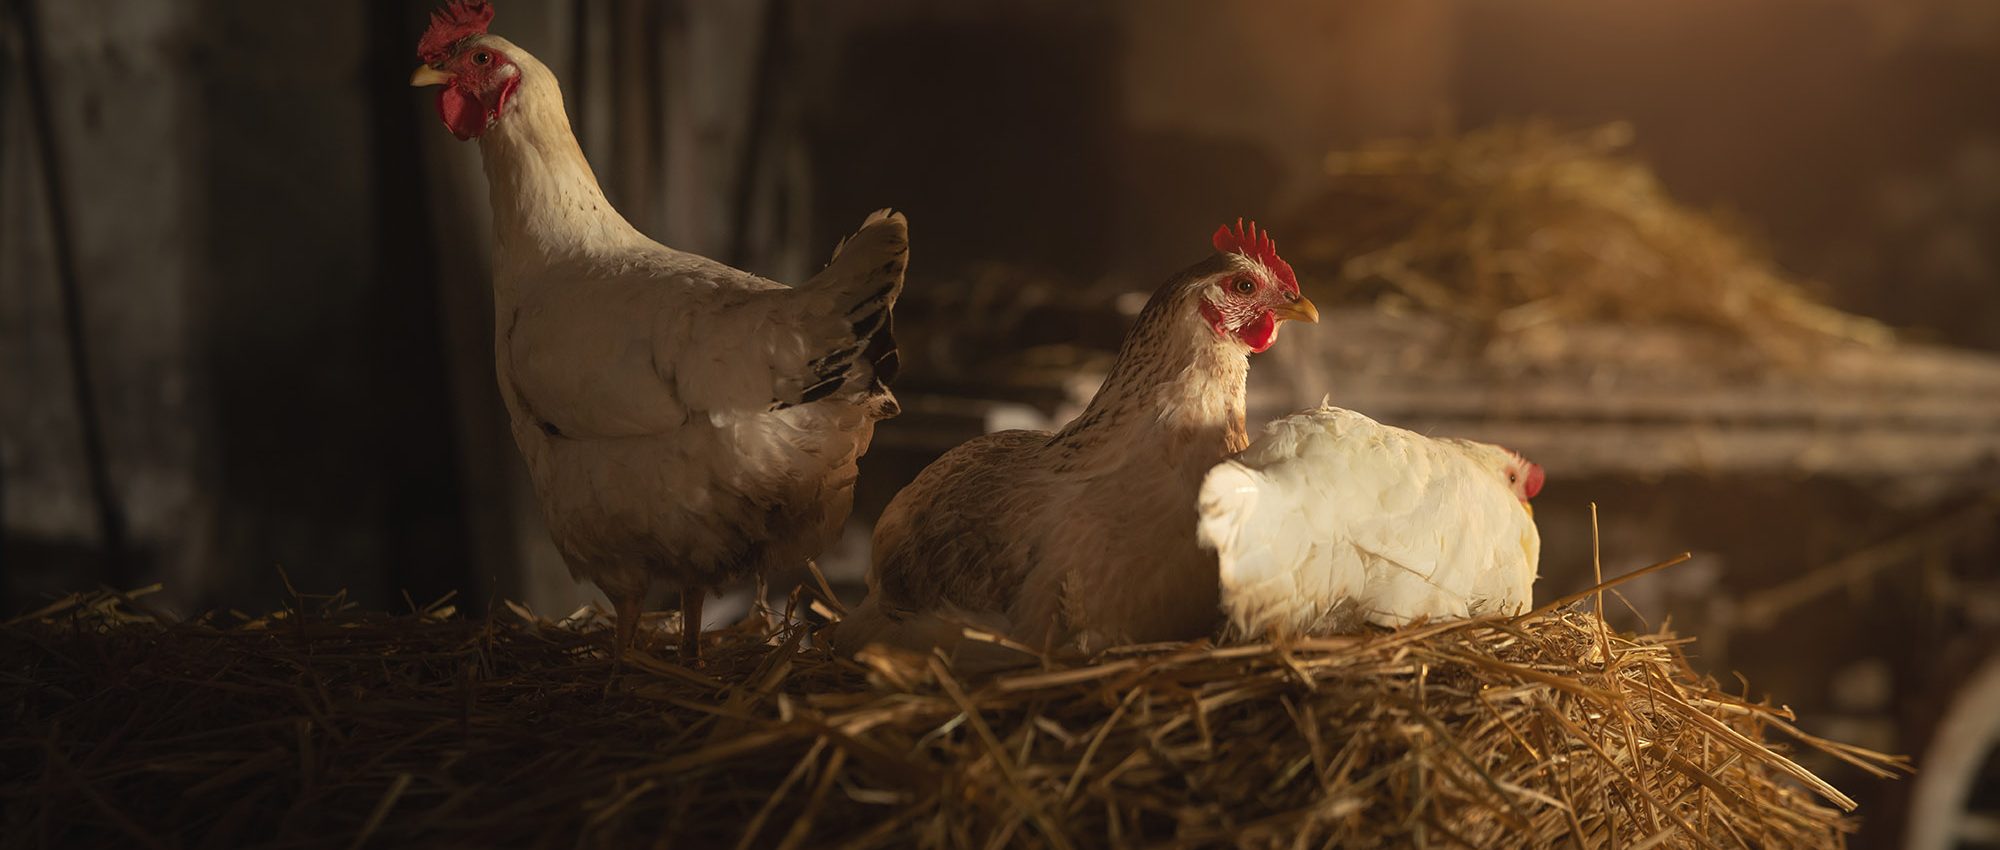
1230, 277, 1255, 295
472, 51, 492, 65
1508, 472, 1518, 483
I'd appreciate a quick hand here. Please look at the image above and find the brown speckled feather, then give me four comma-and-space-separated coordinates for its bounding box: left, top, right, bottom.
842, 251, 1305, 656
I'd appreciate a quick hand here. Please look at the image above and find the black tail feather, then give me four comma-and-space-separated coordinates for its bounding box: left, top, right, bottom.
777, 210, 906, 410
863, 313, 899, 386
798, 373, 845, 404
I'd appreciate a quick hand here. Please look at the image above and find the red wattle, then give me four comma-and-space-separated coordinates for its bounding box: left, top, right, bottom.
1523, 463, 1545, 499
437, 85, 489, 140
1237, 311, 1279, 353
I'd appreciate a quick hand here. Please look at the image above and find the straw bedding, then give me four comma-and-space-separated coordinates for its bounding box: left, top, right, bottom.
2, 581, 1902, 849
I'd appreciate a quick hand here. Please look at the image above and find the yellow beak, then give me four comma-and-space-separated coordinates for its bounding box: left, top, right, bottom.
1272, 294, 1320, 324
1523, 501, 1535, 519
410, 65, 455, 87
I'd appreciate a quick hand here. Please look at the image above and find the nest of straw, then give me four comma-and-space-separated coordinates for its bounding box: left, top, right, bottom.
1283, 122, 1895, 357
3, 585, 1902, 849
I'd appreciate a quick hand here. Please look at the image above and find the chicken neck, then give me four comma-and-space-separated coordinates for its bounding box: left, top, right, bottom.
473, 41, 649, 282
1052, 295, 1251, 470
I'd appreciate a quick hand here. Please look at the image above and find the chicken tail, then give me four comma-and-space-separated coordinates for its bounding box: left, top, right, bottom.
1198, 461, 1273, 591
1199, 460, 1310, 638
795, 210, 908, 407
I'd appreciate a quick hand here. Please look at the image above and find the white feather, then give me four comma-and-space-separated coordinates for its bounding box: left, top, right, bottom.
1199, 406, 1540, 638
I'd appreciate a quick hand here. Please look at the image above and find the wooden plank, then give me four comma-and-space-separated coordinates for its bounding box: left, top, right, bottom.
884, 306, 2000, 479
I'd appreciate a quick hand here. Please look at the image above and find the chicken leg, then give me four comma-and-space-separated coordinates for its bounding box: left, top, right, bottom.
612, 593, 643, 659
679, 587, 705, 665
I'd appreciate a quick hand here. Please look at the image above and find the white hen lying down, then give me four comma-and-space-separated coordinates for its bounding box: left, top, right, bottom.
1197, 405, 1544, 638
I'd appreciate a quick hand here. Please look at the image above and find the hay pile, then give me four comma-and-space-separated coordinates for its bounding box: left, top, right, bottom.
3, 583, 1902, 849
1282, 122, 1894, 356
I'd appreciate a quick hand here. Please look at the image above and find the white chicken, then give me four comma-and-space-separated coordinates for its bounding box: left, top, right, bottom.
410, 1, 906, 661
1197, 405, 1543, 639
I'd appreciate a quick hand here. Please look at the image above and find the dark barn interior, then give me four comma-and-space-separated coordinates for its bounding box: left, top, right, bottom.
5, 1, 2000, 846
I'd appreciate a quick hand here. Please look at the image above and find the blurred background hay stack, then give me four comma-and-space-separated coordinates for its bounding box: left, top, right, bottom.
1282, 121, 1894, 357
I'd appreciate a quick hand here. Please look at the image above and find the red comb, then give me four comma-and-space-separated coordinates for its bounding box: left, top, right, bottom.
418, 0, 495, 65
1211, 219, 1298, 293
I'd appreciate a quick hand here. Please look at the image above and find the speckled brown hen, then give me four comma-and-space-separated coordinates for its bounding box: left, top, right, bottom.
839, 222, 1316, 659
